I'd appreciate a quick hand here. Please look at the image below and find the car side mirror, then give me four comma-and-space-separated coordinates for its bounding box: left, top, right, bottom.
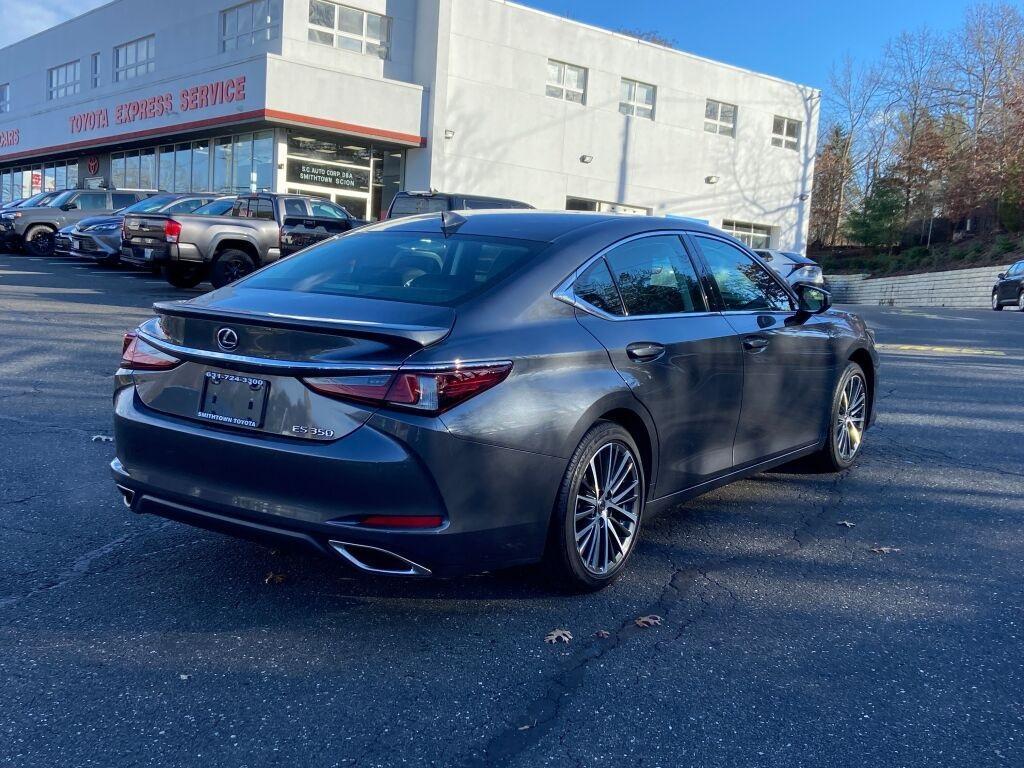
60, 203, 76, 211
794, 282, 831, 314
997, 272, 1006, 279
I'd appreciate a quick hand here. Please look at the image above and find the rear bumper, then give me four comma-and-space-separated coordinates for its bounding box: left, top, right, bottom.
111, 387, 564, 577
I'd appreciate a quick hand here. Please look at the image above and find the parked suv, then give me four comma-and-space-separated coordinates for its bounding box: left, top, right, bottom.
0, 188, 157, 256
69, 193, 221, 267
384, 190, 533, 219
992, 260, 1024, 311
122, 193, 367, 289
0, 190, 67, 250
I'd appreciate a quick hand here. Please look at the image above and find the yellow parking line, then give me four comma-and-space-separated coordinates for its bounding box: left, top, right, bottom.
876, 343, 1006, 357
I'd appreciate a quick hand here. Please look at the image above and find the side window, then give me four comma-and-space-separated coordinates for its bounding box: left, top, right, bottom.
111, 193, 137, 208
695, 236, 793, 311
572, 259, 624, 316
230, 200, 249, 218
165, 199, 202, 214
603, 235, 707, 316
253, 199, 275, 221
311, 200, 347, 219
76, 192, 108, 210
284, 198, 309, 217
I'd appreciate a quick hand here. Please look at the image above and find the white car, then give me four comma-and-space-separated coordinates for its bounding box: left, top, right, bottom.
754, 249, 825, 286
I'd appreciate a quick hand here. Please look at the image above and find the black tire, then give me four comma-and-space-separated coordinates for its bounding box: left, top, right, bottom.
24, 226, 56, 257
209, 249, 256, 289
992, 292, 1003, 311
809, 361, 869, 472
162, 263, 206, 289
94, 254, 121, 267
546, 422, 646, 592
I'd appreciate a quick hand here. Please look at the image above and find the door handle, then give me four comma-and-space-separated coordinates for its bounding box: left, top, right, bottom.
743, 335, 770, 351
626, 342, 665, 362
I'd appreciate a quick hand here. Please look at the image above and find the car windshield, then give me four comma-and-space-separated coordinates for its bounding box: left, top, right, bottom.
120, 195, 180, 214
241, 230, 549, 306
193, 199, 235, 216
390, 196, 449, 217
48, 190, 78, 208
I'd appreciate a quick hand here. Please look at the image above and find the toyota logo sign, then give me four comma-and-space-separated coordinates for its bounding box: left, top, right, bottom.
86, 156, 100, 175
216, 328, 239, 351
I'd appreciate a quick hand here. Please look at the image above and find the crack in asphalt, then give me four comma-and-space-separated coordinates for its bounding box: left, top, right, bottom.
0, 520, 172, 609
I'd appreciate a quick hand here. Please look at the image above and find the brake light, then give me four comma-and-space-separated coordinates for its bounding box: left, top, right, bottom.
303, 362, 511, 415
164, 219, 182, 243
120, 332, 180, 371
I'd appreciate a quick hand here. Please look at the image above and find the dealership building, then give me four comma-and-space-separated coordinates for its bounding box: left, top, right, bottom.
0, 0, 819, 250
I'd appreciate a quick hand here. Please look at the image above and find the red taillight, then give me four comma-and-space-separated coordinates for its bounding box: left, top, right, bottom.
303, 362, 511, 415
360, 515, 444, 529
120, 332, 180, 371
164, 219, 182, 243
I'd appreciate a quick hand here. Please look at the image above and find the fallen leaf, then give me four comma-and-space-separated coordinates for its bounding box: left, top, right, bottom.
91, 435, 113, 443
870, 546, 900, 554
179, 674, 191, 681
544, 628, 572, 644
594, 630, 611, 639
837, 520, 856, 528
517, 724, 532, 731
264, 571, 287, 585
635, 615, 662, 628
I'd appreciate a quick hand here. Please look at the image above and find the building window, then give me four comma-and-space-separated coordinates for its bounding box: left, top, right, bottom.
90, 53, 101, 88
0, 83, 9, 113
308, 1, 390, 58
47, 60, 81, 101
721, 220, 772, 250
546, 60, 586, 104
771, 116, 801, 151
221, 0, 282, 52
704, 99, 736, 137
114, 36, 155, 82
619, 78, 655, 120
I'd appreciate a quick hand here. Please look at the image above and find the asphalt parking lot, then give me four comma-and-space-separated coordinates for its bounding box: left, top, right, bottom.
1, 253, 1022, 768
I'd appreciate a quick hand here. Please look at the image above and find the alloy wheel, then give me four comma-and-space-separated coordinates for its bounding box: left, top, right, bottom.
992, 293, 1000, 310
834, 373, 867, 462
573, 441, 640, 576
1018, 293, 1024, 311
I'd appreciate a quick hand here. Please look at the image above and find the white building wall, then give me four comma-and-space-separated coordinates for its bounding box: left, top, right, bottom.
433, 0, 819, 251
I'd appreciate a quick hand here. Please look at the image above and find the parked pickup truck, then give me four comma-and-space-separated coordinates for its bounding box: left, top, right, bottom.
121, 193, 367, 289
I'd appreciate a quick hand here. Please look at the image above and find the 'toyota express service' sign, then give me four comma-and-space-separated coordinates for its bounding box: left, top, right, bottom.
68, 75, 246, 135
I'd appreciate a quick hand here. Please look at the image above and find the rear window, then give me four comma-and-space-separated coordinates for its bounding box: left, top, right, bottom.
193, 199, 235, 216
122, 195, 179, 214
389, 195, 449, 217
241, 231, 548, 306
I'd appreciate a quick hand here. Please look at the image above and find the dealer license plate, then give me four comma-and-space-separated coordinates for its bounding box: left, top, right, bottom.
197, 371, 269, 429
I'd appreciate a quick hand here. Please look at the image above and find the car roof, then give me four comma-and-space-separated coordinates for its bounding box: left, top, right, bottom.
370, 209, 725, 243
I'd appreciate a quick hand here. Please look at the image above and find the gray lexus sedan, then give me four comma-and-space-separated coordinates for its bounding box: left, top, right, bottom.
112, 211, 878, 590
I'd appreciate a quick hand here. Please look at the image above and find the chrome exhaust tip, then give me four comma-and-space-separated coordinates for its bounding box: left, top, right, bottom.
116, 484, 137, 510
329, 540, 432, 578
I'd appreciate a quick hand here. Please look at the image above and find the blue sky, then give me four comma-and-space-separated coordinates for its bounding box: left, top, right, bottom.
1, 0, 982, 87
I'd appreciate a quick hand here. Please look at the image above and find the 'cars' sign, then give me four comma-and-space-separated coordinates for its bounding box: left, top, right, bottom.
0, 128, 19, 148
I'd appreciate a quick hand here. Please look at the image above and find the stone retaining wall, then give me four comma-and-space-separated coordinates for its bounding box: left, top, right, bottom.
826, 264, 1012, 308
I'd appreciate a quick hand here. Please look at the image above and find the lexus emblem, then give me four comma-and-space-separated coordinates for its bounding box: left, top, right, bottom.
216, 327, 239, 351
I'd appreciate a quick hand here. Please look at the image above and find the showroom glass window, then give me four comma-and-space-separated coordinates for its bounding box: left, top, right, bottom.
308, 1, 390, 57
546, 60, 587, 104
90, 53, 101, 88
221, 0, 282, 51
619, 78, 656, 119
47, 60, 80, 100
603, 236, 707, 315
721, 220, 772, 250
0, 83, 9, 113
695, 236, 792, 312
771, 116, 801, 150
705, 99, 737, 137
114, 36, 155, 82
